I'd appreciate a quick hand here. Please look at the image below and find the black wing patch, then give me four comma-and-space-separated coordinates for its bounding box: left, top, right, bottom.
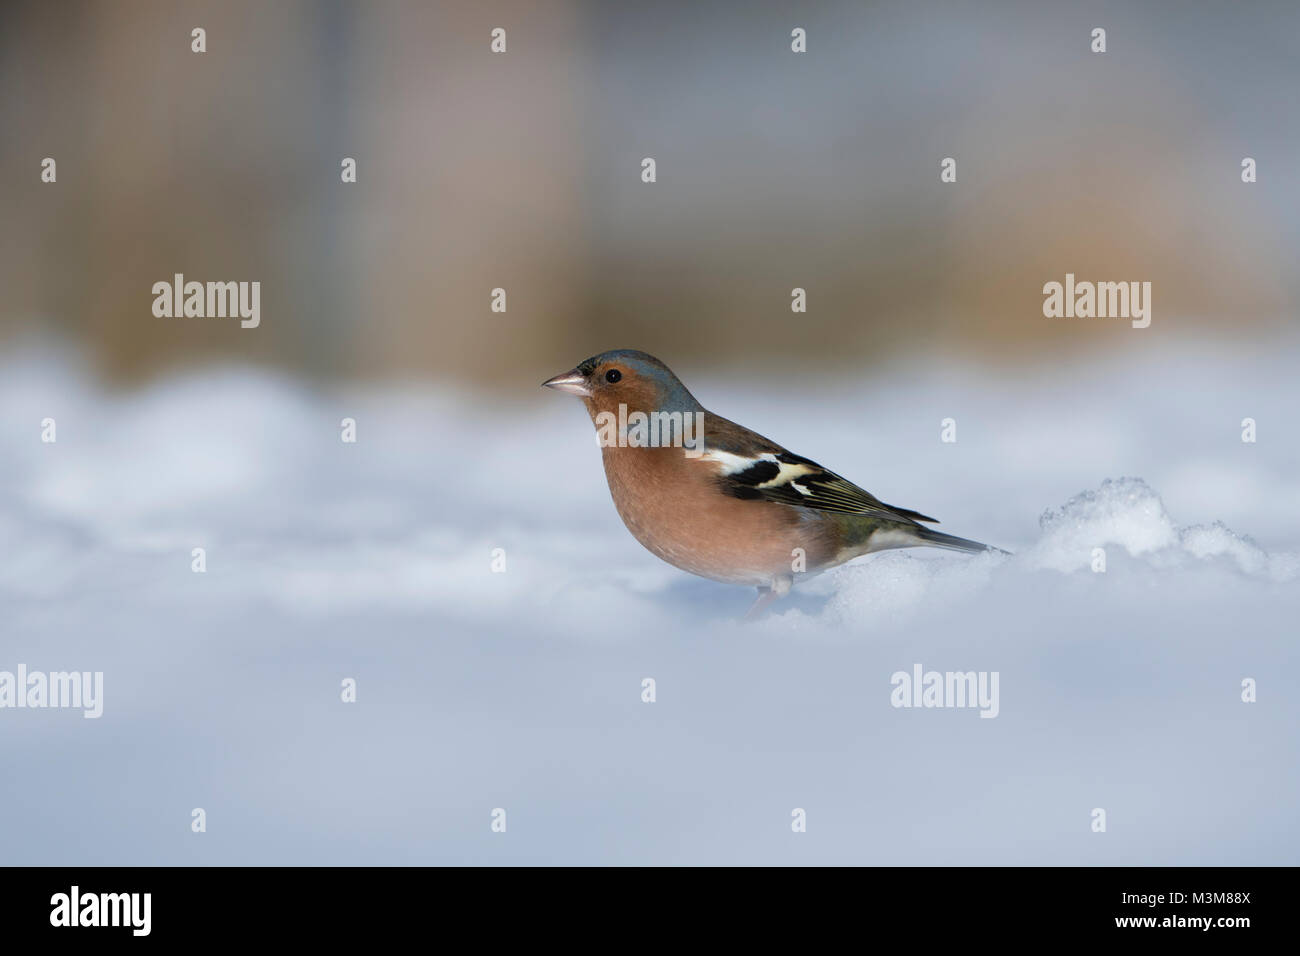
715, 451, 939, 525
727, 459, 781, 486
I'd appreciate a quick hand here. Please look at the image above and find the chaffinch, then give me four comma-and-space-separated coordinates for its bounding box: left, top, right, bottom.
543, 349, 1002, 616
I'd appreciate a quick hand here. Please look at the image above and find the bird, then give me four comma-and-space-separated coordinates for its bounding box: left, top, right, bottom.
543, 349, 1003, 616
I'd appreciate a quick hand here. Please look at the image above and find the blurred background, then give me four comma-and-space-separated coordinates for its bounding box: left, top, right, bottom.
3, 0, 1298, 386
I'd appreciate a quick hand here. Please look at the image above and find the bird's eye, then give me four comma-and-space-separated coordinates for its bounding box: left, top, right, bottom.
604, 369, 622, 384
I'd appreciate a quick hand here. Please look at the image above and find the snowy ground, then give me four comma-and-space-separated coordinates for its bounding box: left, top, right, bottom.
2, 339, 1298, 865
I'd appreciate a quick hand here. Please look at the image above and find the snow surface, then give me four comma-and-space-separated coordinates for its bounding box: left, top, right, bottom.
1, 340, 1297, 865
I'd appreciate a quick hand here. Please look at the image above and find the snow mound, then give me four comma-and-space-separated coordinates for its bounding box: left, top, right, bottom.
1028, 477, 1177, 571
1025, 477, 1294, 581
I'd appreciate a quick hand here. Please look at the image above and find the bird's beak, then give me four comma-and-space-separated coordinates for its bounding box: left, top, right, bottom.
541, 368, 591, 396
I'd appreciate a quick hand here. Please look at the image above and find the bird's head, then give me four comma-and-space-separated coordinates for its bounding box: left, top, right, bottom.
542, 349, 702, 419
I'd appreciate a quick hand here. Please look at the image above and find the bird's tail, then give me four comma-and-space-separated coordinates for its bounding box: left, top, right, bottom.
913, 527, 1009, 555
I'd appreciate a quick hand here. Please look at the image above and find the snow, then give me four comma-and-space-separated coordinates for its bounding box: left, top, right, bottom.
1, 339, 1297, 864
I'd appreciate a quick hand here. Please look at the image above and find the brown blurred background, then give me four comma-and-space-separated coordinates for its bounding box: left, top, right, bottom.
2, 0, 1298, 386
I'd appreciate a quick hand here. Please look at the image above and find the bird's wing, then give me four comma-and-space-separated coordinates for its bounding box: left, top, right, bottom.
697, 413, 939, 525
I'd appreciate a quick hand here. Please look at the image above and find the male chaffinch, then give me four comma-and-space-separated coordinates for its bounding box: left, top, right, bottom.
543, 349, 1002, 616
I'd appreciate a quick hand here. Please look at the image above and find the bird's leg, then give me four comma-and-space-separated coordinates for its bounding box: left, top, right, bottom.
742, 576, 792, 620
743, 587, 778, 620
